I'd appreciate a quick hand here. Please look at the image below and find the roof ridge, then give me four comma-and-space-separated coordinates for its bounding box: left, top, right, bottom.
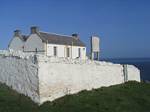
39, 31, 73, 38
38, 31, 85, 47
22, 34, 28, 36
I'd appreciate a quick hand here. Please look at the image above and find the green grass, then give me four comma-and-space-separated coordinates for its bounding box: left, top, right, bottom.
0, 81, 150, 112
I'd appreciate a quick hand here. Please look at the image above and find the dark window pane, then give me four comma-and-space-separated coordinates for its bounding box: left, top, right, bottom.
78, 48, 81, 57
54, 46, 57, 56
66, 48, 70, 57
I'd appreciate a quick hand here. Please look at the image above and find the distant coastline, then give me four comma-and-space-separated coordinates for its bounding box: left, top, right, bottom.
101, 57, 150, 62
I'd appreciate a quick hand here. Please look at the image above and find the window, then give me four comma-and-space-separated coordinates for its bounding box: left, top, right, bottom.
78, 48, 81, 57
54, 46, 57, 56
66, 47, 70, 57
35, 48, 38, 53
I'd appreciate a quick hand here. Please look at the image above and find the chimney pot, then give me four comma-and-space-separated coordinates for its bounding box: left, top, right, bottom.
14, 30, 21, 37
72, 33, 79, 39
31, 26, 39, 34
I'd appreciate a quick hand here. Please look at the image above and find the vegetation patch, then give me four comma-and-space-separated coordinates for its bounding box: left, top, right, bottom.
0, 81, 150, 112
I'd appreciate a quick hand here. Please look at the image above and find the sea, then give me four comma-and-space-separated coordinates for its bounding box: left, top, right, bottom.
101, 58, 150, 82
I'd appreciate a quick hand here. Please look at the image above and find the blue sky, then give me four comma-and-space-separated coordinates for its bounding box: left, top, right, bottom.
0, 0, 150, 58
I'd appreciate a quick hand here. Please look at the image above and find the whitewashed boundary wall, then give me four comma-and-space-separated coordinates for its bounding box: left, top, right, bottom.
0, 50, 140, 104
0, 53, 39, 103
37, 55, 140, 104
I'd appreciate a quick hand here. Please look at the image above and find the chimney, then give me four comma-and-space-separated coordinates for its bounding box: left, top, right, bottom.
31, 26, 39, 34
72, 33, 79, 39
14, 30, 21, 37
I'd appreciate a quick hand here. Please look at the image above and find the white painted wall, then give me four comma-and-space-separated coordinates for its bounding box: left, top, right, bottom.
71, 46, 86, 59
37, 55, 140, 104
38, 59, 124, 103
46, 44, 86, 59
127, 65, 141, 81
9, 37, 24, 51
23, 34, 86, 59
46, 44, 65, 57
24, 34, 45, 53
0, 50, 141, 105
0, 53, 39, 103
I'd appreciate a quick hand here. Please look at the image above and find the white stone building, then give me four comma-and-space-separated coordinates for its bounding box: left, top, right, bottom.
5, 27, 141, 105
8, 30, 28, 51
0, 50, 141, 104
8, 27, 86, 59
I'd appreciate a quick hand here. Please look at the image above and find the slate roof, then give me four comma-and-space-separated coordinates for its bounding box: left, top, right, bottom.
38, 32, 85, 47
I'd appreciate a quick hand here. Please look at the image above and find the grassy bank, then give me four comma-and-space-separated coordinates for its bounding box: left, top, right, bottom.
0, 81, 150, 112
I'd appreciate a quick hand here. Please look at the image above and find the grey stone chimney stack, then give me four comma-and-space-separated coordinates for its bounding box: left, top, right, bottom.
72, 33, 79, 39
14, 30, 21, 37
31, 26, 39, 34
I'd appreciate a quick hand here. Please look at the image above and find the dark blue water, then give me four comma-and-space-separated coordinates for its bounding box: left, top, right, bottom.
101, 58, 150, 81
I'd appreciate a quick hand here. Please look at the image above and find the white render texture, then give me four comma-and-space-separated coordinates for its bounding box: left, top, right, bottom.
23, 34, 86, 59
24, 34, 45, 52
8, 36, 24, 51
127, 65, 141, 81
0, 50, 140, 104
0, 50, 39, 103
46, 44, 86, 59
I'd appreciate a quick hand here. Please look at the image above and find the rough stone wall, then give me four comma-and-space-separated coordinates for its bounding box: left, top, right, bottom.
0, 50, 141, 105
8, 36, 24, 51
37, 56, 140, 104
0, 52, 39, 103
127, 65, 141, 81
